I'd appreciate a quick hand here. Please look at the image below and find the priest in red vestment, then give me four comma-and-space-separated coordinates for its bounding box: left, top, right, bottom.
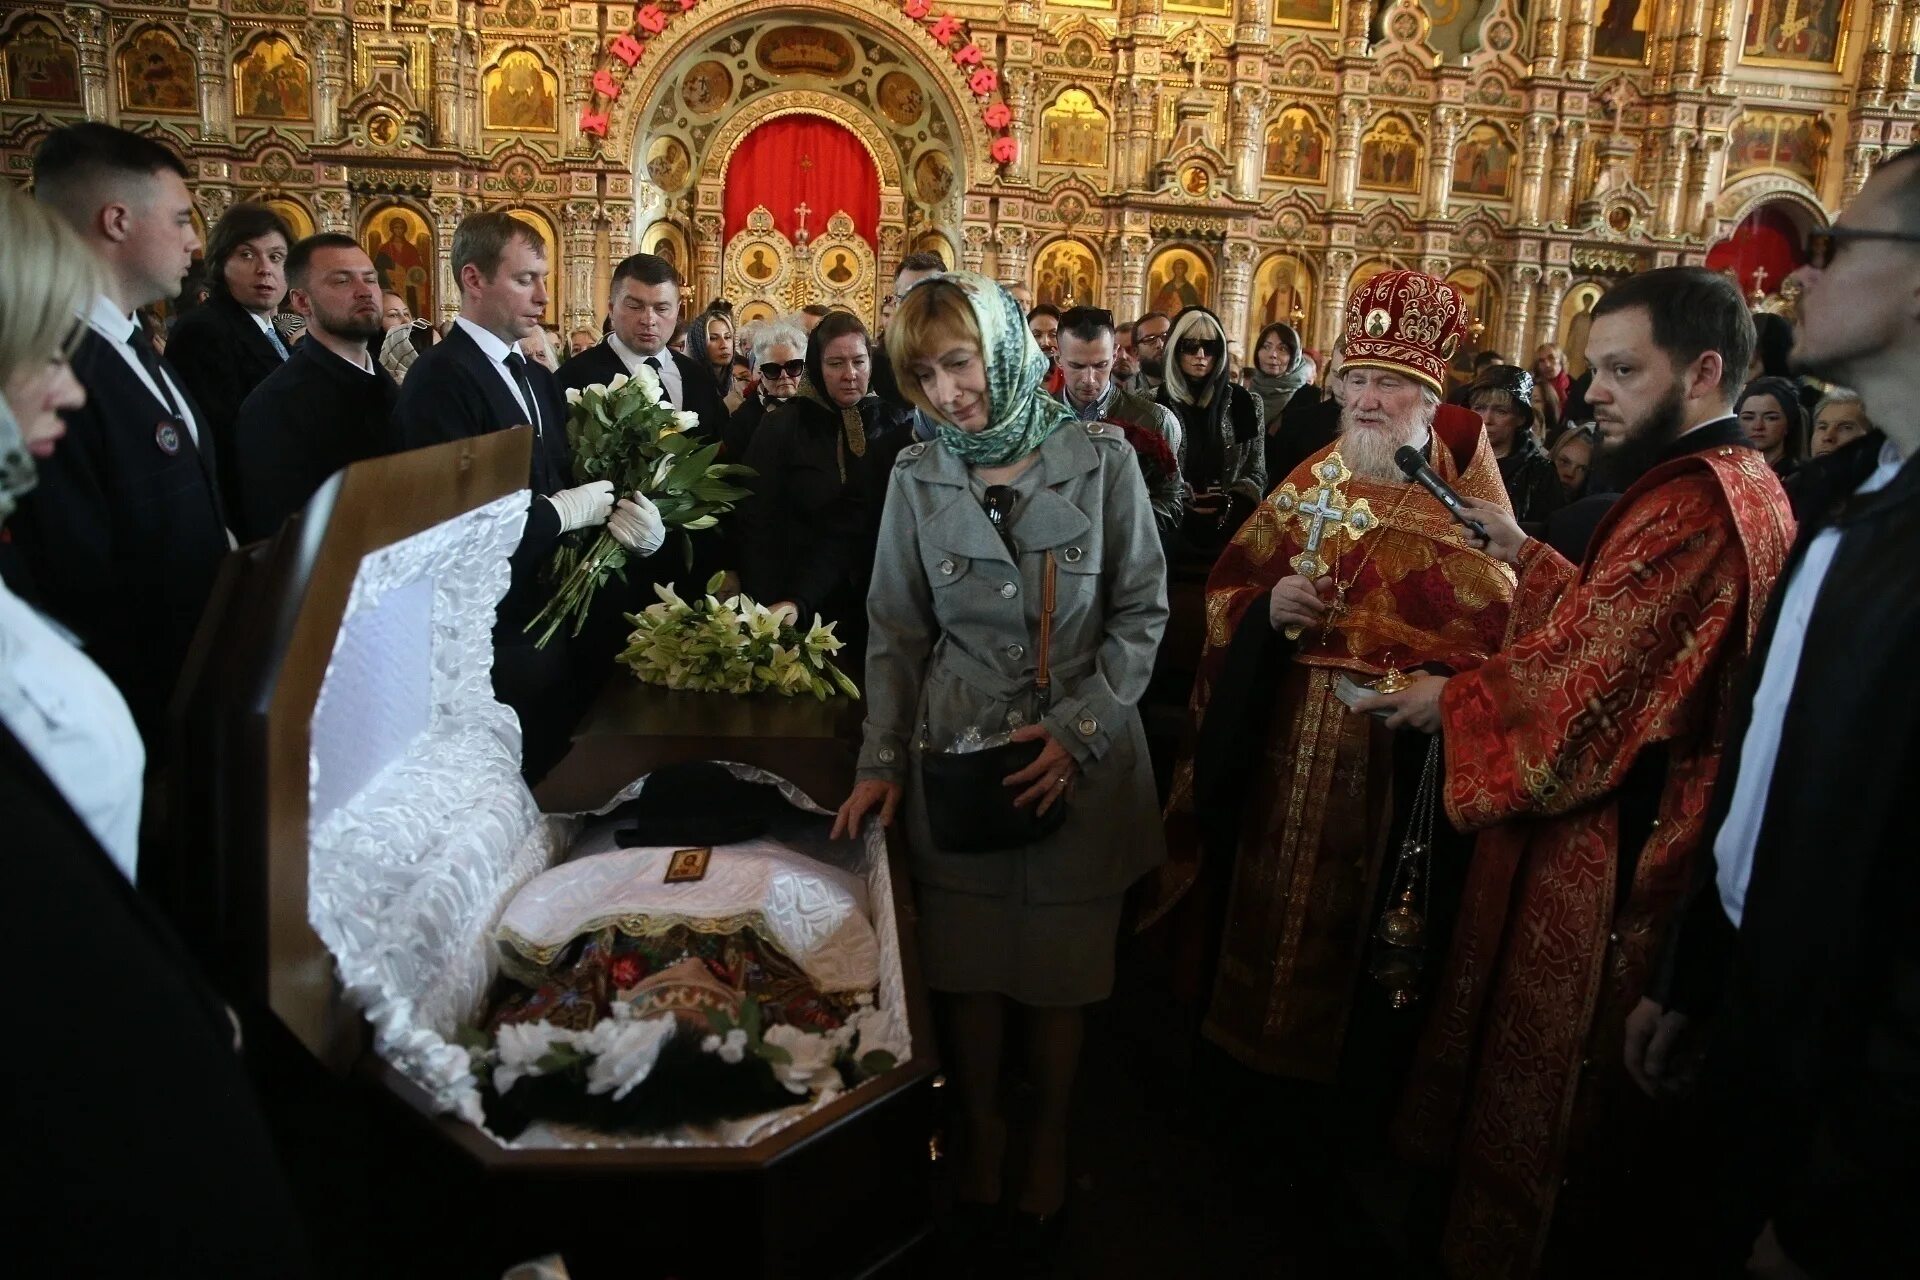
1143, 271, 1520, 1087
1363, 267, 1795, 1277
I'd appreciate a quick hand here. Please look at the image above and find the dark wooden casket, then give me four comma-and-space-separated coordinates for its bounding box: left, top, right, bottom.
170, 430, 936, 1278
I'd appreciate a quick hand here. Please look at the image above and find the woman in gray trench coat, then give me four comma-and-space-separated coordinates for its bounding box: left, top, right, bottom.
832, 272, 1168, 1235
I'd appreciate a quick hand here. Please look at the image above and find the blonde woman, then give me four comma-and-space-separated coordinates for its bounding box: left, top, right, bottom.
833, 272, 1167, 1245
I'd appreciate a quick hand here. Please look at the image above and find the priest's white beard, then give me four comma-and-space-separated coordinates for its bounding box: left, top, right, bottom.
1338, 398, 1436, 480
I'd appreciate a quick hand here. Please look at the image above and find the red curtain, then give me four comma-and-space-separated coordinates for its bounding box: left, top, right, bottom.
1704, 204, 1807, 297
723, 116, 879, 248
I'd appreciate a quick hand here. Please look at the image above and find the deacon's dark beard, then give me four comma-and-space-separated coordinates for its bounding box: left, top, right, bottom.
321, 311, 383, 344
1591, 381, 1687, 492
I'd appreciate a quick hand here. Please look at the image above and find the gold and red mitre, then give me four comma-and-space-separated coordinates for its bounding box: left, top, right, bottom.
1342, 270, 1472, 394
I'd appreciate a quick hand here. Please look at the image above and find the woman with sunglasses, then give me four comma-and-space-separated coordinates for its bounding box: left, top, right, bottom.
734, 310, 910, 657
1154, 306, 1264, 555
723, 318, 808, 460
833, 272, 1167, 1251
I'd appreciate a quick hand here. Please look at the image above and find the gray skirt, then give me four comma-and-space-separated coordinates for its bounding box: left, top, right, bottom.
913, 881, 1126, 1007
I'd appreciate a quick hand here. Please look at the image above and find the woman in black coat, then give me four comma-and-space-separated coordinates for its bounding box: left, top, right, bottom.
1154, 306, 1264, 560
1468, 364, 1566, 535
736, 311, 910, 657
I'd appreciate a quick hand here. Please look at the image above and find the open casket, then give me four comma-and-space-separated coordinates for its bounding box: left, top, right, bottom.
170, 430, 936, 1278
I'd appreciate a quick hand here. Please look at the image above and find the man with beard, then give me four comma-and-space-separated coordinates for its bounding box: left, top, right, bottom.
1127, 310, 1170, 397
1145, 271, 1518, 1115
1112, 319, 1140, 384
232, 235, 402, 541
1368, 267, 1793, 1278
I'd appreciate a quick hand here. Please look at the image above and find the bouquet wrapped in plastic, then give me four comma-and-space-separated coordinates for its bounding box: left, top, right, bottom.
526, 368, 753, 647
618, 575, 860, 701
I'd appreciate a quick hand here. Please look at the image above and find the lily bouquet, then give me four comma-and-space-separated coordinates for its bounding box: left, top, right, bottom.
618, 575, 861, 701
525, 367, 753, 648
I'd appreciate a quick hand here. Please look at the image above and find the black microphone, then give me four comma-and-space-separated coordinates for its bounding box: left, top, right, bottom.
1394, 444, 1489, 540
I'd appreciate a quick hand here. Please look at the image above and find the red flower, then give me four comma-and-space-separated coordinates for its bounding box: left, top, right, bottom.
609, 955, 644, 989
1116, 419, 1178, 486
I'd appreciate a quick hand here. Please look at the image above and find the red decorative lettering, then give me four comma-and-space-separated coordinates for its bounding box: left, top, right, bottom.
951, 42, 983, 68
903, 0, 931, 17
990, 135, 1018, 165
927, 15, 963, 45
609, 34, 645, 67
968, 67, 998, 97
679, 0, 698, 9
593, 69, 621, 99
580, 110, 611, 137
982, 101, 1012, 130
635, 4, 666, 34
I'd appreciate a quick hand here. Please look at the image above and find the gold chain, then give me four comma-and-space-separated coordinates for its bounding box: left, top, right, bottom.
1323, 484, 1414, 636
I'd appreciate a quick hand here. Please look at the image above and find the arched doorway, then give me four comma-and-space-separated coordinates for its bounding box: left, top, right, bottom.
1706, 198, 1819, 307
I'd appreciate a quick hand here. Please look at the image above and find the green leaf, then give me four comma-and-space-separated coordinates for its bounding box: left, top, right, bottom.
858, 1050, 897, 1076
741, 996, 762, 1040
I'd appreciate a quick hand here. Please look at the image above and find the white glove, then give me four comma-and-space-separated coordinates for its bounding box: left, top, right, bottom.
607, 491, 666, 556
545, 479, 615, 532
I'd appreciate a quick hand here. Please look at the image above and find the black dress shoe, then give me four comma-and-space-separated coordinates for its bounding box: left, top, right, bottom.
1005, 1203, 1070, 1272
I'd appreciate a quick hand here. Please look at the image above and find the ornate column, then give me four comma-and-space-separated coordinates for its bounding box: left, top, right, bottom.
193, 183, 235, 235
1704, 0, 1738, 87
431, 28, 460, 149
1108, 80, 1136, 191
1535, 268, 1571, 356
1654, 128, 1694, 236
63, 5, 110, 122
460, 33, 484, 152
605, 201, 635, 262
1229, 85, 1268, 201
188, 15, 231, 143
1128, 78, 1160, 191
1220, 240, 1257, 351
1564, 0, 1598, 79
1320, 249, 1354, 354
1683, 132, 1723, 237
876, 226, 904, 304
563, 37, 599, 158
994, 223, 1032, 290
693, 213, 724, 309
1340, 0, 1372, 57
313, 189, 351, 235
1005, 66, 1040, 187
1894, 0, 1920, 95
1116, 234, 1151, 323
1546, 118, 1586, 228
431, 195, 467, 323
310, 19, 347, 144
1234, 0, 1270, 45
562, 201, 598, 333
1502, 264, 1539, 363
1518, 114, 1555, 227
1672, 0, 1710, 91
960, 224, 990, 274
1425, 106, 1465, 220
1532, 0, 1568, 78
1843, 123, 1885, 202
1331, 99, 1366, 212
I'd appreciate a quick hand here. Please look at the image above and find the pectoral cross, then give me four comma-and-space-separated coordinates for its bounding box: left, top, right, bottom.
1270, 452, 1377, 638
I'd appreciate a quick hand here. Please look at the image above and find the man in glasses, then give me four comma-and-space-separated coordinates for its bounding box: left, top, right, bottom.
871, 251, 944, 417
1051, 306, 1185, 539
724, 318, 809, 461
1629, 145, 1920, 1279
1127, 310, 1171, 398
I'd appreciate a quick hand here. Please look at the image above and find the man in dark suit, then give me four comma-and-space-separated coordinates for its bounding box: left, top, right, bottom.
394, 211, 662, 780
232, 233, 401, 542
164, 201, 293, 513
7, 123, 229, 747
1629, 145, 1920, 1279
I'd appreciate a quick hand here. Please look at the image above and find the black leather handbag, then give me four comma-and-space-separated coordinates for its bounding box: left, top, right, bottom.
919, 552, 1068, 854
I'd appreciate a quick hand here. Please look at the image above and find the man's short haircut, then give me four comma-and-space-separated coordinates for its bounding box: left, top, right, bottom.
31, 122, 189, 230
205, 202, 294, 298
451, 210, 543, 283
286, 232, 362, 291
610, 251, 680, 292
1133, 309, 1170, 332
1027, 303, 1062, 324
1116, 320, 1135, 338
1059, 306, 1115, 345
1593, 266, 1756, 401
801, 303, 831, 319
1472, 350, 1506, 370
896, 250, 945, 278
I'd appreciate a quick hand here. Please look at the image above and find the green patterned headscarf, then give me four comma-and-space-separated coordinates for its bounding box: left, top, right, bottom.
925, 271, 1075, 467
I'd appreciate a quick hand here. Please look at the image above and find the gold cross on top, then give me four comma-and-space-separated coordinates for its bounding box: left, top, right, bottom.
1271, 451, 1377, 581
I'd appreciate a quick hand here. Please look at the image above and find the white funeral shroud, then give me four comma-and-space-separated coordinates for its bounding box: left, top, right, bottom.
303, 492, 911, 1148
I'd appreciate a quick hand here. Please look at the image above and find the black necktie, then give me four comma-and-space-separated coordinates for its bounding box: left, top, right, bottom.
503, 351, 542, 435
126, 321, 186, 425
643, 354, 674, 407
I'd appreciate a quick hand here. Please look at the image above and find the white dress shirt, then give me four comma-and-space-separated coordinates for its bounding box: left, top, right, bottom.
609, 333, 682, 407
87, 294, 203, 447
0, 578, 145, 880
1715, 438, 1906, 924
454, 315, 542, 432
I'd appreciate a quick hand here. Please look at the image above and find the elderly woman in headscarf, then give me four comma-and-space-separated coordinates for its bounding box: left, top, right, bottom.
1249, 320, 1338, 486
733, 310, 910, 657
833, 272, 1167, 1241
1154, 306, 1264, 555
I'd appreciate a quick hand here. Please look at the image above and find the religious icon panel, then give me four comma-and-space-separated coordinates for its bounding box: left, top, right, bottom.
1592, 0, 1653, 64
233, 35, 311, 122
1558, 282, 1607, 379
1443, 267, 1503, 383
1039, 89, 1109, 169
484, 50, 558, 133
876, 71, 925, 127
1250, 253, 1314, 347
1, 19, 82, 106
1033, 239, 1100, 309
755, 26, 857, 79
1726, 111, 1830, 185
505, 207, 559, 323
1271, 0, 1341, 29
1146, 246, 1212, 315
912, 148, 955, 204
263, 197, 314, 242
1358, 117, 1422, 194
118, 27, 197, 115
680, 60, 733, 117
362, 204, 435, 322
1264, 108, 1329, 184
647, 136, 692, 193
641, 221, 690, 280
1742, 0, 1851, 70
1452, 123, 1515, 200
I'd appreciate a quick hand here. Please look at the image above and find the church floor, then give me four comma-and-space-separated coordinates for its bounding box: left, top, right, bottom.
884, 939, 1439, 1280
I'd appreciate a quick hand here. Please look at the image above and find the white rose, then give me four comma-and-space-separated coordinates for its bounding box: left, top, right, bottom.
606, 372, 630, 391
492, 1020, 571, 1095
674, 410, 701, 432
633, 365, 664, 401
762, 1023, 852, 1096
581, 1015, 675, 1101
564, 386, 582, 406
845, 1006, 904, 1064
699, 1027, 750, 1064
